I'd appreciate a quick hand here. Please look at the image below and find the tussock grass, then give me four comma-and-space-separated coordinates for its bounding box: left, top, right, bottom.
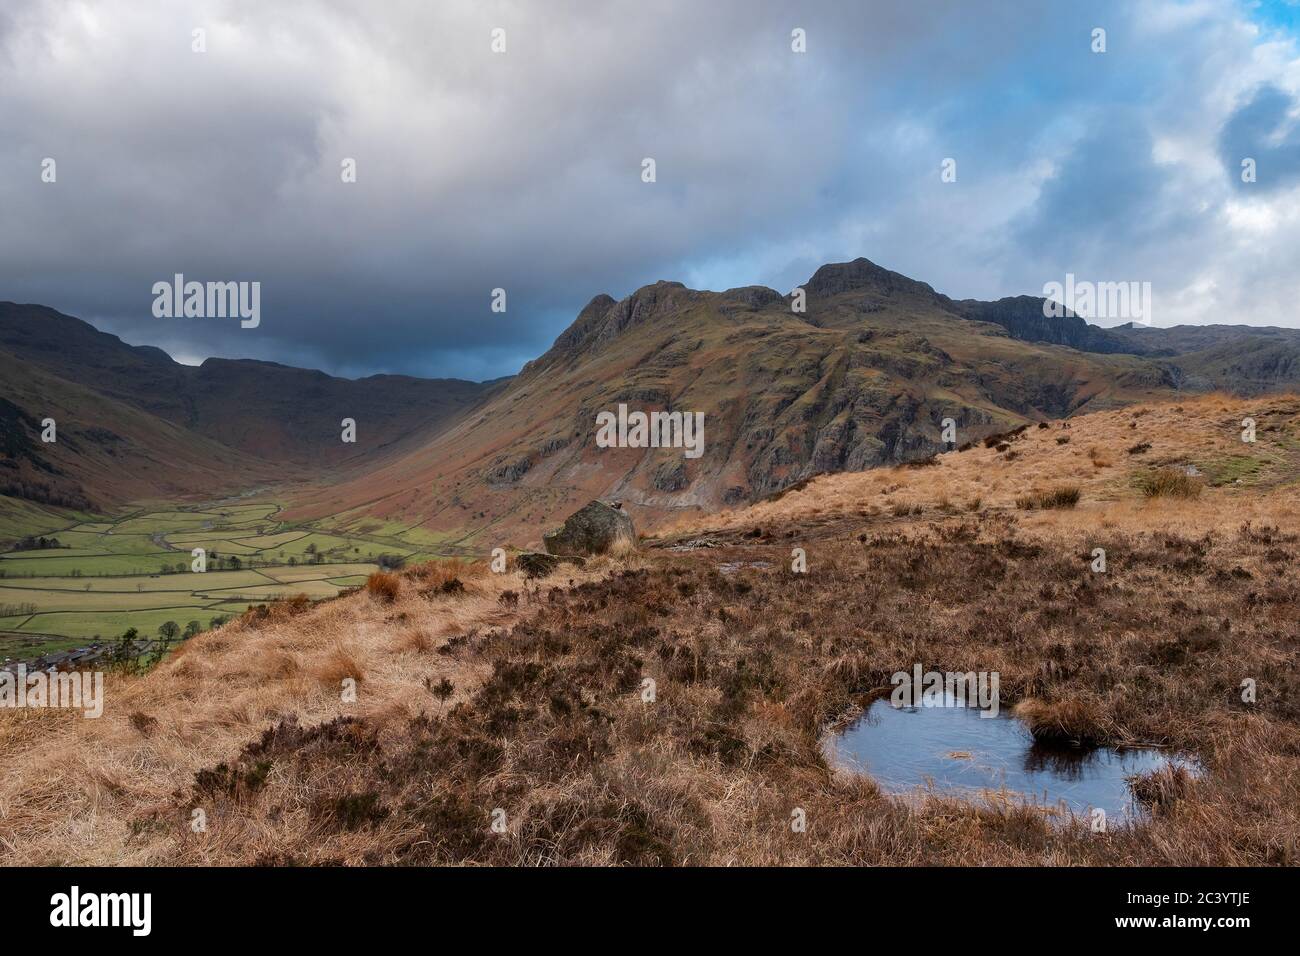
315, 645, 366, 686
1129, 763, 1195, 814
1038, 485, 1082, 510
1013, 698, 1108, 747
1140, 467, 1203, 499
1087, 446, 1113, 468
1015, 487, 1080, 510
365, 571, 402, 602
394, 629, 436, 653
407, 558, 472, 588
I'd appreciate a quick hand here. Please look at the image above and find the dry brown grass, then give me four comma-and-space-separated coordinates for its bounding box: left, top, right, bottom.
1014, 697, 1110, 747
1139, 467, 1204, 499
407, 558, 472, 588
27, 501, 1289, 867
393, 629, 436, 653
4, 394, 1298, 867
315, 645, 367, 686
1129, 763, 1195, 814
365, 571, 402, 602
664, 394, 1300, 540
98, 512, 1299, 866
0, 555, 617, 865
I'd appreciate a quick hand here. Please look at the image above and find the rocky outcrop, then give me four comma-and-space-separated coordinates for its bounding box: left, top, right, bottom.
805, 257, 942, 300
652, 460, 688, 492
543, 500, 636, 556
947, 295, 1138, 355
485, 456, 532, 484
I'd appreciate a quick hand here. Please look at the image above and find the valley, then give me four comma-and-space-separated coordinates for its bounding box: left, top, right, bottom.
0, 498, 445, 662
5, 257, 1300, 662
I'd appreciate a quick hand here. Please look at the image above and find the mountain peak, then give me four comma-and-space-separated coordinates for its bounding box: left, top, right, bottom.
535, 281, 700, 369
804, 257, 938, 299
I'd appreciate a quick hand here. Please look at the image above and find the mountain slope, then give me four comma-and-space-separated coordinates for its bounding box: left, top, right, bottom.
0, 303, 497, 510
5, 395, 1297, 867
0, 303, 494, 468
9, 257, 1300, 536
279, 259, 1189, 546
0, 349, 281, 509
1106, 322, 1300, 394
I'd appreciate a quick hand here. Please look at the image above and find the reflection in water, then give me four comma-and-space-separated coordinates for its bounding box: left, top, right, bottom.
825, 697, 1197, 822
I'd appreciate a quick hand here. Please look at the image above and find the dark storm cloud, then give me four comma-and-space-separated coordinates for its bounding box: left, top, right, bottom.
1220, 84, 1300, 191
2, 0, 1299, 378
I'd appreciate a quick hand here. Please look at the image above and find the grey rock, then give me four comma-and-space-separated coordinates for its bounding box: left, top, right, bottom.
543, 500, 636, 556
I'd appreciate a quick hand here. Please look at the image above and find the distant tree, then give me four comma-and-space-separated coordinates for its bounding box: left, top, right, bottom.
108, 627, 141, 672
158, 620, 179, 641
287, 556, 297, 566
183, 620, 202, 639
228, 556, 242, 570
208, 615, 228, 629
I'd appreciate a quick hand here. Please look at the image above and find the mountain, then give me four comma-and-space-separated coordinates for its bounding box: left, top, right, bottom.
946, 295, 1138, 354
8, 258, 1300, 535
0, 348, 278, 510
1105, 322, 1300, 394
0, 303, 495, 510
278, 258, 1224, 547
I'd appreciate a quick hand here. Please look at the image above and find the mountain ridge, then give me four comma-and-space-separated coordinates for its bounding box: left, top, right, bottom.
6, 257, 1300, 534
278, 256, 1299, 546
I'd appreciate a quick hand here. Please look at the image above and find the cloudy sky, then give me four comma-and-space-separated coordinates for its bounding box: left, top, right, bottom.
3, 0, 1300, 381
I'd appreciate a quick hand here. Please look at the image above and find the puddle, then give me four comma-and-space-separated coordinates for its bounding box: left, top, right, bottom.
825, 695, 1197, 822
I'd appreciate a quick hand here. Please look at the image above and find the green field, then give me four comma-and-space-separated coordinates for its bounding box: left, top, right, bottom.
0, 496, 434, 661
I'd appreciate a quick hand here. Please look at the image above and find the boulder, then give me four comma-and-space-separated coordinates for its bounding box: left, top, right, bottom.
543, 500, 636, 557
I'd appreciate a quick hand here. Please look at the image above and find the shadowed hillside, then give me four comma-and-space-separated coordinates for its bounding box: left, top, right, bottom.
0, 303, 495, 510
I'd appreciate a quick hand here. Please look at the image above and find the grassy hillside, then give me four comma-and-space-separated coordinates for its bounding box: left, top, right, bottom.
280, 263, 1186, 552
3, 394, 1296, 865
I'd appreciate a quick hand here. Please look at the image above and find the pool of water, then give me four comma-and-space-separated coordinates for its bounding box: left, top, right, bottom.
825, 696, 1195, 822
